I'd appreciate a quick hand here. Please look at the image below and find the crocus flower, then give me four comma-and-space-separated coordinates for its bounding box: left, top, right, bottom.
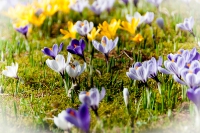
42, 43, 63, 59
176, 17, 195, 37
70, 0, 89, 13
105, 0, 116, 12
87, 27, 100, 41
98, 19, 121, 39
121, 0, 129, 5
65, 104, 90, 133
131, 33, 144, 43
187, 88, 200, 110
66, 61, 86, 79
126, 12, 146, 27
120, 18, 139, 35
156, 17, 164, 29
67, 39, 86, 61
60, 21, 77, 39
90, 0, 107, 15
2, 62, 18, 79
54, 110, 74, 131
46, 54, 71, 77
144, 12, 154, 25
126, 62, 151, 83
146, 0, 163, 7
16, 25, 28, 38
74, 20, 94, 36
123, 88, 129, 107
79, 87, 106, 113
148, 56, 163, 79
92, 36, 119, 62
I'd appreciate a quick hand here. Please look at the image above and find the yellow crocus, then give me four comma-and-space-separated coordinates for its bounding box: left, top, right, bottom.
53, 0, 71, 14
98, 19, 121, 39
120, 18, 139, 35
60, 21, 77, 39
87, 27, 100, 41
131, 34, 144, 43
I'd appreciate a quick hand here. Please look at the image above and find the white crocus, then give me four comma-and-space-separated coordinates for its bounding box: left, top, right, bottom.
126, 12, 146, 26
66, 61, 86, 79
123, 88, 129, 107
46, 54, 72, 75
54, 110, 73, 130
2, 62, 18, 78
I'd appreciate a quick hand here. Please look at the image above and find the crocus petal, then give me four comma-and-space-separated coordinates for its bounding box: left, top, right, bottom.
66, 109, 80, 128
100, 87, 106, 101
78, 104, 90, 132
42, 48, 55, 58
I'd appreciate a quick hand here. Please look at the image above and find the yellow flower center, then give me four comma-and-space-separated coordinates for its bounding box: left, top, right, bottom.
49, 48, 52, 51
86, 92, 90, 96
177, 51, 182, 54
171, 59, 175, 62
188, 70, 193, 73
135, 66, 139, 70
187, 64, 191, 67
81, 22, 84, 27
102, 40, 106, 47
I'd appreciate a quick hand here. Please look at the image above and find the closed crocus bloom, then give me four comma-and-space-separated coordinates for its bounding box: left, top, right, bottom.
123, 88, 129, 107
15, 25, 28, 38
54, 110, 74, 131
70, 0, 89, 13
79, 87, 106, 111
187, 88, 200, 110
42, 43, 63, 59
46, 54, 71, 76
65, 104, 90, 133
67, 39, 86, 61
60, 21, 77, 39
156, 17, 164, 29
92, 36, 118, 61
74, 20, 94, 36
126, 12, 146, 26
2, 63, 18, 79
176, 17, 195, 36
105, 0, 116, 11
134, 0, 139, 7
131, 33, 144, 43
144, 12, 154, 25
66, 61, 86, 79
146, 0, 163, 7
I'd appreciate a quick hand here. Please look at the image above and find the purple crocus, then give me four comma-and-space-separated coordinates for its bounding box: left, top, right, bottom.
121, 0, 129, 5
70, 0, 89, 13
126, 61, 151, 83
146, 0, 163, 8
148, 56, 162, 79
42, 43, 63, 59
16, 25, 28, 38
79, 87, 106, 117
156, 17, 164, 29
176, 16, 195, 37
92, 36, 118, 63
144, 12, 154, 25
90, 0, 107, 15
74, 20, 94, 36
65, 104, 90, 133
67, 39, 86, 61
187, 88, 200, 110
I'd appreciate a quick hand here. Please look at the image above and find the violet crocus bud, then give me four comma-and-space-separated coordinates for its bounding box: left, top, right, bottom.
156, 17, 164, 29
144, 12, 154, 25
16, 25, 28, 38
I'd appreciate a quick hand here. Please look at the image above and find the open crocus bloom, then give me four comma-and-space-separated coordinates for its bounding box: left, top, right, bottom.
126, 12, 146, 27
42, 43, 63, 59
54, 110, 74, 130
65, 104, 90, 133
46, 54, 71, 76
74, 20, 94, 36
176, 17, 194, 34
67, 39, 86, 61
79, 87, 106, 111
2, 62, 18, 78
92, 36, 118, 61
66, 61, 86, 79
70, 0, 89, 13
